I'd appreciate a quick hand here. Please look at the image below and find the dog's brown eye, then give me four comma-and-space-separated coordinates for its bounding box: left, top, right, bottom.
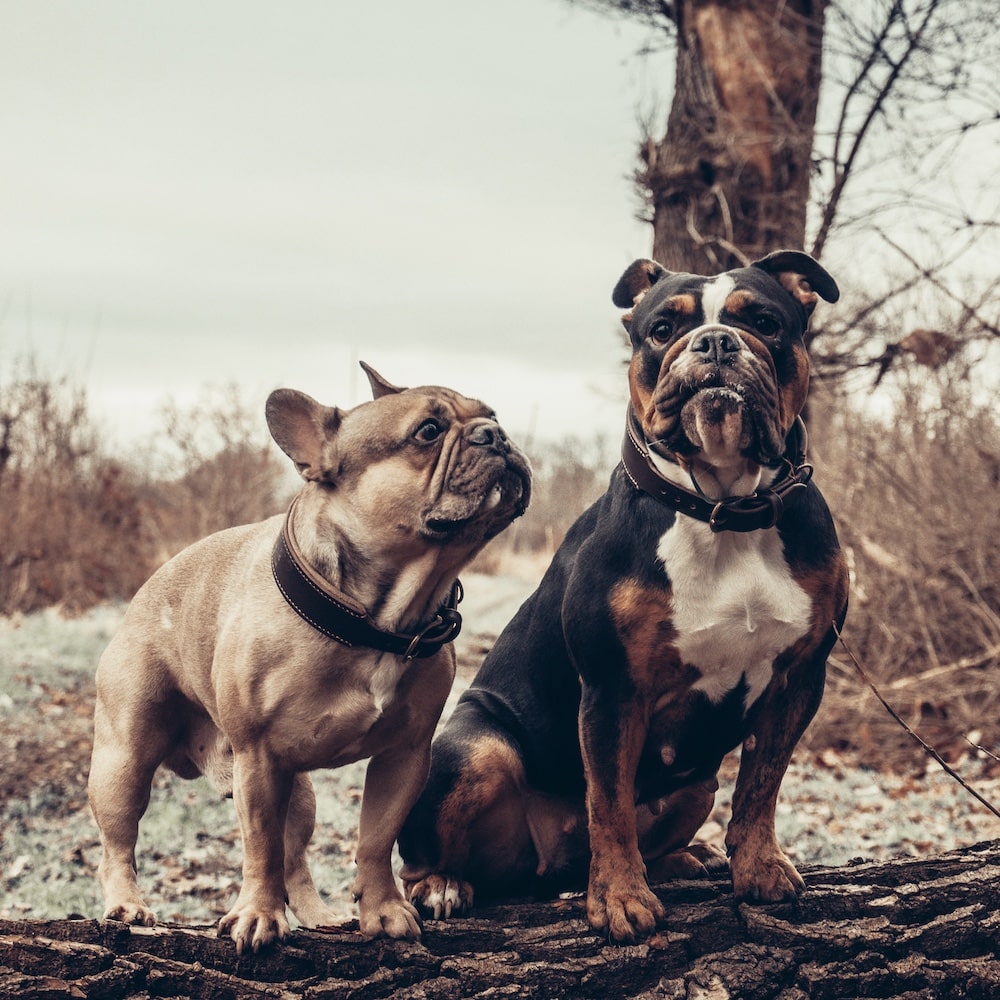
414, 419, 444, 443
649, 321, 673, 344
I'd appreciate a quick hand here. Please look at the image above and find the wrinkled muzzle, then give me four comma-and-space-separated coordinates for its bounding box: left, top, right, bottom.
422, 420, 531, 540
648, 327, 785, 464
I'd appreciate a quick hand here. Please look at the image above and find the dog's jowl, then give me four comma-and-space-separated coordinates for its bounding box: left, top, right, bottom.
399, 250, 849, 943
88, 363, 530, 953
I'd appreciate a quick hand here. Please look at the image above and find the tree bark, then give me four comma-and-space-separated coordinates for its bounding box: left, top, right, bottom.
2, 840, 998, 998
643, 0, 827, 273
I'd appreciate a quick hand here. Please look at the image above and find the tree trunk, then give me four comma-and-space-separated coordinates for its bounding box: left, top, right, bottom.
2, 840, 999, 998
643, 0, 827, 273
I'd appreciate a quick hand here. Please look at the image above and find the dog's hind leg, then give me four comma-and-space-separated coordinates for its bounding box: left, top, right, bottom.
88, 693, 171, 927
640, 777, 728, 881
400, 730, 543, 917
283, 772, 341, 928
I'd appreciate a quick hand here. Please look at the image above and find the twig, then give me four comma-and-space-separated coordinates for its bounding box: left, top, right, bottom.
966, 738, 1000, 764
886, 643, 1000, 691
834, 623, 1000, 822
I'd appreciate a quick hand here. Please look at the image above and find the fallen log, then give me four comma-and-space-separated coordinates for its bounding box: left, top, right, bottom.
1, 840, 998, 999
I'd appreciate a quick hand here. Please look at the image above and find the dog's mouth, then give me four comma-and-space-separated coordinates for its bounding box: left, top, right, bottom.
423, 514, 474, 537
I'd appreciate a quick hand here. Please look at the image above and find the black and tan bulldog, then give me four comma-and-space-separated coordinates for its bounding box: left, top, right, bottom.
88, 363, 530, 953
398, 251, 849, 943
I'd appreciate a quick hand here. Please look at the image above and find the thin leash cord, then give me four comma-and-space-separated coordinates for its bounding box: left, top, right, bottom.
833, 622, 1000, 822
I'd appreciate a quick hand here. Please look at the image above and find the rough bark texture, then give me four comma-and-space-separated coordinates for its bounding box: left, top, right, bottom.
2, 840, 998, 998
643, 0, 826, 273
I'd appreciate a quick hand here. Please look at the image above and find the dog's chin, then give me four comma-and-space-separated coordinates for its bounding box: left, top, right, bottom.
679, 388, 752, 456
421, 477, 527, 545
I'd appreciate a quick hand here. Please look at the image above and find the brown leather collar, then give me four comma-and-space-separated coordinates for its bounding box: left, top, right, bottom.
271, 499, 462, 659
620, 410, 812, 533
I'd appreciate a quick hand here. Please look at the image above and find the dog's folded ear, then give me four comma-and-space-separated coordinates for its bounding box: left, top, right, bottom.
612, 259, 668, 309
752, 250, 840, 312
266, 389, 343, 483
613, 259, 669, 331
360, 361, 407, 400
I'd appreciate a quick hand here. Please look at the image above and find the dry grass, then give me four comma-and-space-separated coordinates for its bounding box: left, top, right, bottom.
805, 383, 1000, 768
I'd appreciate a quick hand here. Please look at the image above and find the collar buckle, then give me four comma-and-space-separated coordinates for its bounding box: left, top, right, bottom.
404, 606, 463, 660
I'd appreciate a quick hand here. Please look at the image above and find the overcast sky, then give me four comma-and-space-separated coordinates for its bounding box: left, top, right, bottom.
0, 0, 673, 448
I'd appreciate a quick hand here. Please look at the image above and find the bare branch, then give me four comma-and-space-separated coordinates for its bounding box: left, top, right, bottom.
813, 0, 942, 257
835, 624, 1000, 822
564, 0, 676, 29
874, 229, 1000, 339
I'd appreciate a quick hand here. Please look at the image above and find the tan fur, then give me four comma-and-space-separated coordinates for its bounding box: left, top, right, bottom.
88, 371, 528, 953
665, 293, 699, 317
793, 552, 851, 645
609, 580, 685, 693
773, 271, 821, 310
579, 685, 663, 941
434, 736, 528, 867
778, 347, 811, 431
721, 289, 756, 313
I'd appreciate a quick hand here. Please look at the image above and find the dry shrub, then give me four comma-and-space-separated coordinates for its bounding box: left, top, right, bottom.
0, 372, 154, 614
474, 434, 613, 568
0, 371, 290, 615
143, 384, 291, 561
806, 384, 1000, 768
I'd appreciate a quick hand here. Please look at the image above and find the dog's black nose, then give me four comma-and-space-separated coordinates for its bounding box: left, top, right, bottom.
468, 422, 508, 451
689, 328, 742, 364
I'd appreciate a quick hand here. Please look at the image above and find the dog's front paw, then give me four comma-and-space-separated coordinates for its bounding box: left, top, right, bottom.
587, 870, 665, 944
103, 900, 157, 927
218, 903, 290, 954
405, 873, 474, 920
731, 849, 804, 903
358, 894, 422, 940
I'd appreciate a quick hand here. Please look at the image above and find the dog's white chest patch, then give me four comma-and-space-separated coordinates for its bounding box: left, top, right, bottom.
657, 520, 811, 710
362, 653, 409, 718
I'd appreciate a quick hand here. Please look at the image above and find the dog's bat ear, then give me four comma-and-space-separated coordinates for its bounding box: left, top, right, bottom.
265, 389, 343, 482
359, 360, 407, 399
752, 250, 840, 313
612, 259, 668, 330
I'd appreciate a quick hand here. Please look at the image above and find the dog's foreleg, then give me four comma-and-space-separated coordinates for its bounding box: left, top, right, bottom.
218, 747, 294, 953
283, 772, 341, 928
726, 651, 827, 902
352, 743, 427, 940
579, 685, 666, 943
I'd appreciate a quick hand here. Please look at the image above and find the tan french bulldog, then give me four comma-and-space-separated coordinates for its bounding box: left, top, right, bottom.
88, 363, 530, 953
